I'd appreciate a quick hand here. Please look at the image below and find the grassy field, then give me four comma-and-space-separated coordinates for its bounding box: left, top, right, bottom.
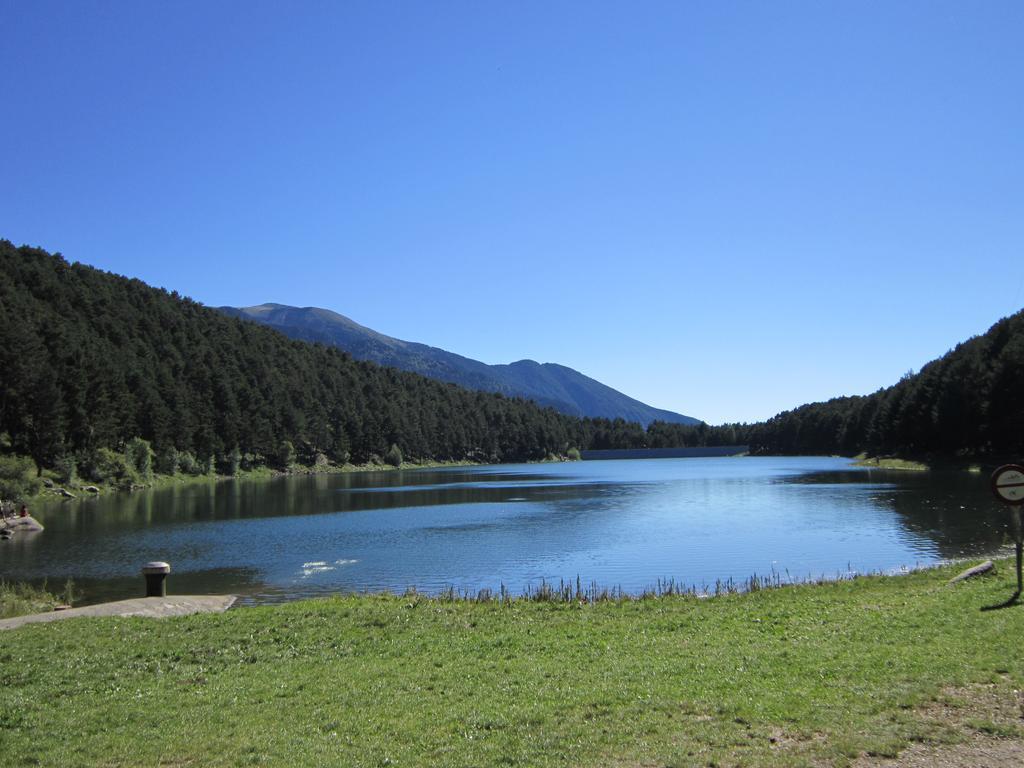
2, 563, 1024, 767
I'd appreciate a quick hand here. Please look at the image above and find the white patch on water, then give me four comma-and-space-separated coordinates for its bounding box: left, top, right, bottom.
298, 559, 357, 578
300, 561, 335, 578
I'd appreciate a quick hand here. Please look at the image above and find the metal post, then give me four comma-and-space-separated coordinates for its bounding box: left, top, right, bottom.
1017, 539, 1023, 596
142, 561, 170, 597
1016, 508, 1023, 597
990, 466, 1024, 606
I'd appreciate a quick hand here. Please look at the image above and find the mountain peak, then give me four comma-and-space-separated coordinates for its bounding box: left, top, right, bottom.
220, 303, 699, 426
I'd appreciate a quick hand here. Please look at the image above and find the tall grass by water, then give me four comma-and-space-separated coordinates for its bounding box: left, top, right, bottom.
0, 579, 75, 619
422, 564, 880, 605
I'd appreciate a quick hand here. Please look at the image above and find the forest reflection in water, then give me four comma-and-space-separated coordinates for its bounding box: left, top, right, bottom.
7, 457, 1009, 606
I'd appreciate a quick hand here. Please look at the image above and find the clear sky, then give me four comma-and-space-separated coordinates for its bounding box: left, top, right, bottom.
2, 1, 1022, 424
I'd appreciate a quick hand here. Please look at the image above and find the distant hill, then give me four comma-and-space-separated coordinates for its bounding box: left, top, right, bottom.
746, 308, 1024, 458
219, 303, 699, 427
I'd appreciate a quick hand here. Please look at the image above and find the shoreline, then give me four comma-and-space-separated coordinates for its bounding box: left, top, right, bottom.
26, 450, 998, 505
3, 549, 1009, 620
27, 457, 491, 504
11, 544, 1012, 616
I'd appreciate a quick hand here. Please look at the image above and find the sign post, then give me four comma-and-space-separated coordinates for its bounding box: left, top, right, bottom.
990, 465, 1024, 600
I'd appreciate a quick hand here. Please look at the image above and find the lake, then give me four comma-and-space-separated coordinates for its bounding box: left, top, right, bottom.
1, 457, 1010, 606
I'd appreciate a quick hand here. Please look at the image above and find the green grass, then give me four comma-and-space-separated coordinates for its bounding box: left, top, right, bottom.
0, 580, 74, 619
2, 563, 1023, 767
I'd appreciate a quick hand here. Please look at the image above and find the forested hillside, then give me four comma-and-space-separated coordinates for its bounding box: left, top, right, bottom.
0, 242, 728, 483
220, 303, 700, 426
745, 311, 1024, 458
2, 241, 1019, 486
0, 243, 593, 474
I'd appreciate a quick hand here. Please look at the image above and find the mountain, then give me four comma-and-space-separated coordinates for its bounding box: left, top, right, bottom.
1, 242, 616, 471
218, 303, 699, 426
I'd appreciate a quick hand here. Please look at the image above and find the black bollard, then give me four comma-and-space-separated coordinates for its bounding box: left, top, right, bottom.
142, 561, 171, 597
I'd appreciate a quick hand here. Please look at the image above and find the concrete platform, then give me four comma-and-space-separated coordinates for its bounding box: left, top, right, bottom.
0, 595, 236, 630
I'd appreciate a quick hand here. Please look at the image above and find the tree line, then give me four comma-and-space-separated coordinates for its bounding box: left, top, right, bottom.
743, 310, 1024, 459
0, 243, 589, 478
2, 241, 1022, 489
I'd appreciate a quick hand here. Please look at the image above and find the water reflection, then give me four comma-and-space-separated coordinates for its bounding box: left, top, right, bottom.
2, 457, 1010, 605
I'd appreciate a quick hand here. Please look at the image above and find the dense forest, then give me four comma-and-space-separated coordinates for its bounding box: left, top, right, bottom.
0, 243, 585, 475
640, 309, 1024, 461
0, 242, 720, 484
744, 311, 1024, 458
2, 241, 1022, 492
566, 304, 1024, 461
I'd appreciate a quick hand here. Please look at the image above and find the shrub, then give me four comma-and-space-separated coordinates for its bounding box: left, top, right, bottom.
220, 447, 242, 477
0, 455, 41, 501
567, 447, 582, 461
177, 451, 200, 476
384, 444, 403, 468
241, 452, 262, 471
155, 447, 180, 475
124, 437, 154, 481
54, 454, 78, 485
88, 448, 139, 490
276, 440, 296, 470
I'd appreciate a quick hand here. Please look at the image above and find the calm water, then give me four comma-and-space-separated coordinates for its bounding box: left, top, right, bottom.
1, 457, 1011, 605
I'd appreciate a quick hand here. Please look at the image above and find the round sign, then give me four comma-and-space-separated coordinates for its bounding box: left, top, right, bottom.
991, 464, 1024, 504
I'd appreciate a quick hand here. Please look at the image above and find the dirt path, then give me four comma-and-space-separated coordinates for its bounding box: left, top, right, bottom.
852, 683, 1024, 767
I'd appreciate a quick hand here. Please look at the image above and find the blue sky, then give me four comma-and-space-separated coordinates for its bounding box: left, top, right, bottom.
2, 1, 1022, 424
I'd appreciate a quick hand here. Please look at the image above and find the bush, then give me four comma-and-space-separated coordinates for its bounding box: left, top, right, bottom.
241, 452, 263, 471
88, 448, 139, 490
276, 440, 296, 470
54, 454, 78, 485
566, 447, 582, 461
155, 447, 180, 475
124, 437, 154, 481
384, 444, 403, 468
177, 451, 200, 476
220, 447, 242, 477
0, 455, 41, 501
